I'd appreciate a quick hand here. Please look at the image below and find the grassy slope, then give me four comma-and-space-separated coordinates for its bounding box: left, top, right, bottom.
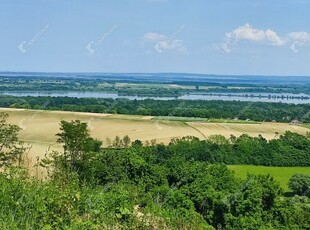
228, 165, 310, 191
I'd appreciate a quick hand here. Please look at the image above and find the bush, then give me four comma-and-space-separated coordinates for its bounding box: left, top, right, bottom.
288, 173, 310, 197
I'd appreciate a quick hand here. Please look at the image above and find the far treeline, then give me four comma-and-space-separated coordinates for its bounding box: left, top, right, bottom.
1, 96, 310, 122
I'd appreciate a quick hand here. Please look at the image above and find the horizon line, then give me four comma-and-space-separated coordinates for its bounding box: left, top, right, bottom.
0, 71, 310, 78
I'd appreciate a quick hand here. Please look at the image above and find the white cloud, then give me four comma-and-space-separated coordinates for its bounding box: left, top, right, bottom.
220, 23, 310, 54
289, 32, 310, 42
225, 23, 285, 46
288, 32, 310, 53
226, 23, 265, 42
157, 39, 185, 51
141, 32, 186, 53
142, 32, 167, 43
265, 29, 286, 46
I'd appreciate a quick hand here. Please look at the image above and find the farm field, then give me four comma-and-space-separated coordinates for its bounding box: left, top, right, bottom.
1, 108, 309, 166
228, 165, 310, 191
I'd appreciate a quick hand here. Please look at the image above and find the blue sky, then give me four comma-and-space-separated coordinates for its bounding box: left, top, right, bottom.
0, 0, 310, 76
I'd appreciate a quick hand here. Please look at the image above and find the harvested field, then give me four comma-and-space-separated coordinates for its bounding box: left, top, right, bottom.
1, 108, 309, 165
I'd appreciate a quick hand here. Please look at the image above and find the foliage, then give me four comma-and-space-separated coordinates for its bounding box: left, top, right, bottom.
0, 113, 26, 167
1, 117, 310, 229
56, 120, 102, 170
153, 132, 310, 167
288, 173, 310, 197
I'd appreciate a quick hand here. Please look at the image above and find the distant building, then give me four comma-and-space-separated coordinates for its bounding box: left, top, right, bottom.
290, 119, 302, 125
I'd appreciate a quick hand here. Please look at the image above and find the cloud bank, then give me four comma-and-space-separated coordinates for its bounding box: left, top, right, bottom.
223, 23, 310, 53
225, 23, 285, 46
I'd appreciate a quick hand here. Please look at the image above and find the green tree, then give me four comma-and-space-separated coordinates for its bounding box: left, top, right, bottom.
123, 135, 131, 148
113, 136, 121, 148
288, 173, 310, 197
0, 113, 26, 167
255, 174, 282, 210
132, 139, 143, 147
208, 135, 230, 145
225, 176, 264, 229
56, 120, 101, 169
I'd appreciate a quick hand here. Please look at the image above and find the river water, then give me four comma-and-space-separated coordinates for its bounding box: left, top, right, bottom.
1, 91, 309, 104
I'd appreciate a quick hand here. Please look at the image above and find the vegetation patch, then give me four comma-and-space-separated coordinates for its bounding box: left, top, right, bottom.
1, 112, 310, 229
228, 165, 310, 191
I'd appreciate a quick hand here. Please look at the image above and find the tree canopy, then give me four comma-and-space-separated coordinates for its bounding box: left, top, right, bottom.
0, 113, 26, 167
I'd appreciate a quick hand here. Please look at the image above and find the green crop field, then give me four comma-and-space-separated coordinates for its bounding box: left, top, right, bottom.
228, 165, 310, 191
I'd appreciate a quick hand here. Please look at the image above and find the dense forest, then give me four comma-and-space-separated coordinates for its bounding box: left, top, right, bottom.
0, 113, 309, 229
1, 95, 310, 122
